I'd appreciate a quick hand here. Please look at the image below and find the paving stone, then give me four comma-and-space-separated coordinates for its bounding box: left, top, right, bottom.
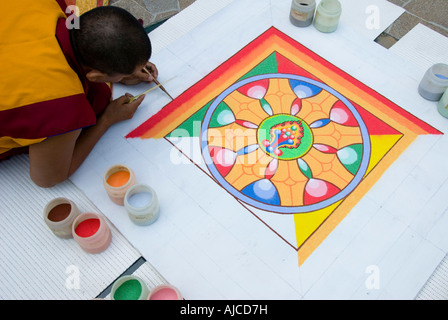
388, 11, 422, 39
389, 11, 448, 40
404, 0, 448, 29
141, 0, 180, 13
153, 10, 180, 24
179, 0, 196, 11
110, 0, 154, 26
374, 32, 399, 49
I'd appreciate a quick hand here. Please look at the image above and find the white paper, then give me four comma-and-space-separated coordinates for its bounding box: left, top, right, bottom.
71, 0, 448, 299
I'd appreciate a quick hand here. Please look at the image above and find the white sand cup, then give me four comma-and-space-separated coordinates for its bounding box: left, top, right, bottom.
437, 87, 448, 118
124, 183, 160, 226
418, 63, 448, 101
314, 0, 342, 33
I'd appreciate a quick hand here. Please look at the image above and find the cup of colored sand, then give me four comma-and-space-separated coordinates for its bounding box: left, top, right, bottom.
314, 0, 342, 33
103, 164, 137, 205
418, 63, 448, 101
124, 183, 160, 226
437, 87, 448, 118
43, 197, 80, 238
290, 0, 316, 27
147, 284, 183, 300
72, 212, 112, 254
111, 275, 149, 300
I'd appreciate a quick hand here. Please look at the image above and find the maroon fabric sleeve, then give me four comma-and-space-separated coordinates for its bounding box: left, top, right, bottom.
0, 94, 97, 140
56, 0, 67, 11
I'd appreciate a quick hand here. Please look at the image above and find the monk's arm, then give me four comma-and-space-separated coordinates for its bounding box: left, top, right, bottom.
29, 94, 144, 187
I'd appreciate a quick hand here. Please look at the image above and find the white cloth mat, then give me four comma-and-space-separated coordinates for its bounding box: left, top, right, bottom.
0, 155, 166, 299
390, 23, 448, 70
72, 0, 448, 299
389, 22, 448, 300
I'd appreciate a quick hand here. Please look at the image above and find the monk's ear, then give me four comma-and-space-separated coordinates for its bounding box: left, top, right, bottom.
85, 69, 108, 82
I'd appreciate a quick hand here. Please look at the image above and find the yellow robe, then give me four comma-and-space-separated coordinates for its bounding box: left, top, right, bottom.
0, 0, 110, 157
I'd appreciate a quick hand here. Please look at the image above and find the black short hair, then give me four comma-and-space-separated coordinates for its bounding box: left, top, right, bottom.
71, 6, 151, 75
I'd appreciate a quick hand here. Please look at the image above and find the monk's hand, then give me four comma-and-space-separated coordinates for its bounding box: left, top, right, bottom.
99, 93, 145, 128
119, 61, 159, 85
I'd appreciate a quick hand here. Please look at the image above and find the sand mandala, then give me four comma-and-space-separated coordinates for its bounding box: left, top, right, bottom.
127, 27, 442, 265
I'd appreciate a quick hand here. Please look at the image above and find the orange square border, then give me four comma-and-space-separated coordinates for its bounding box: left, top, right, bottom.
127, 27, 442, 265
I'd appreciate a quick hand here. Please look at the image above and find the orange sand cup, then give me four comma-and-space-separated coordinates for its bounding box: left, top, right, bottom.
103, 164, 137, 205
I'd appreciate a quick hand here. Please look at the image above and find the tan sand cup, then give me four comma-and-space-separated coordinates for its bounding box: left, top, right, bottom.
43, 197, 80, 239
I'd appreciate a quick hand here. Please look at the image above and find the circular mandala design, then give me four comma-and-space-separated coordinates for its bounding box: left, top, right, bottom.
201, 74, 371, 214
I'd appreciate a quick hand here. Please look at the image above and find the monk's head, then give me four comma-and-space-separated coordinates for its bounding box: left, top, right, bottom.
71, 6, 151, 83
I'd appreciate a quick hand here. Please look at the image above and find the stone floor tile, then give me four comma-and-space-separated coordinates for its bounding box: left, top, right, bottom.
153, 10, 180, 24
389, 11, 448, 39
110, 0, 154, 27
141, 0, 180, 13
388, 11, 422, 39
374, 32, 399, 49
404, 0, 448, 29
387, 0, 409, 6
179, 0, 196, 11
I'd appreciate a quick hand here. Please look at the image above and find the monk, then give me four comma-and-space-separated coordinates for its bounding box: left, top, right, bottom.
0, 0, 157, 187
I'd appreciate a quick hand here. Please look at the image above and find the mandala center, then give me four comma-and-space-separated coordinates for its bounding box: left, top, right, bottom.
257, 114, 313, 160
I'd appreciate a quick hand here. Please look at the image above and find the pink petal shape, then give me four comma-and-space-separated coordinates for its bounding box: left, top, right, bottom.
290, 98, 301, 115
237, 79, 269, 99
209, 146, 237, 177
265, 158, 278, 180
313, 144, 338, 154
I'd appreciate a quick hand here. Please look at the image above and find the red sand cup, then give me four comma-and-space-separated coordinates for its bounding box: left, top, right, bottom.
72, 212, 112, 254
110, 275, 149, 300
43, 197, 80, 239
147, 284, 183, 300
103, 164, 137, 205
